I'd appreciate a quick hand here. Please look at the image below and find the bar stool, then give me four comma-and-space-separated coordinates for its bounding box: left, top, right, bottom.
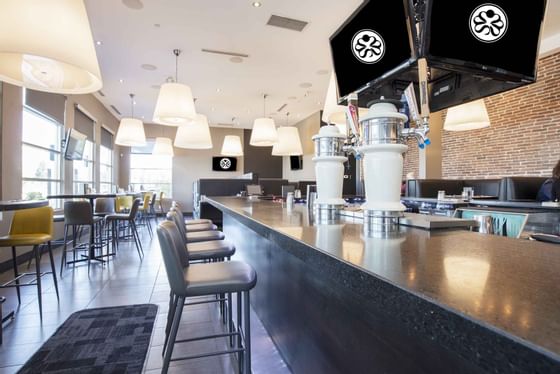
137, 193, 154, 237
171, 201, 213, 226
105, 198, 144, 259
60, 201, 104, 275
157, 221, 256, 373
169, 206, 217, 232
0, 206, 59, 318
115, 195, 133, 213
166, 211, 235, 262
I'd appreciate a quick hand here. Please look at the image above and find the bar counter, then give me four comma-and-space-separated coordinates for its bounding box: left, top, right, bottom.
206, 197, 560, 373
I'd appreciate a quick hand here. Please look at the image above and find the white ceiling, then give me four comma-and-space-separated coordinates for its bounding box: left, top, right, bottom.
85, 0, 560, 129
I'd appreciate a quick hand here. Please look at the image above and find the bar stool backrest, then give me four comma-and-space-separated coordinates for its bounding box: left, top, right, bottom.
128, 198, 142, 219
166, 211, 188, 244
64, 201, 94, 225
149, 192, 157, 209
142, 193, 151, 209
157, 221, 188, 296
10, 206, 54, 236
94, 198, 115, 214
115, 195, 133, 212
169, 206, 186, 224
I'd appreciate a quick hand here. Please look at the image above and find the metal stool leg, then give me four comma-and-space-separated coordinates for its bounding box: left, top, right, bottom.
11, 246, 21, 304
47, 242, 59, 301
162, 295, 185, 374
33, 245, 43, 318
237, 292, 243, 373
243, 291, 251, 374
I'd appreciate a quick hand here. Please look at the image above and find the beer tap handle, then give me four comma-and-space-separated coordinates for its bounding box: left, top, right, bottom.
346, 105, 360, 138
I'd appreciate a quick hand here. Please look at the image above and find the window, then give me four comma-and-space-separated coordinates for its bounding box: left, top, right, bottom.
99, 127, 114, 193
22, 108, 63, 204
130, 140, 172, 195
72, 108, 95, 194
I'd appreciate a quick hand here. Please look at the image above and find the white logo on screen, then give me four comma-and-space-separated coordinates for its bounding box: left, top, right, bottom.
469, 4, 508, 43
351, 29, 385, 64
220, 158, 232, 169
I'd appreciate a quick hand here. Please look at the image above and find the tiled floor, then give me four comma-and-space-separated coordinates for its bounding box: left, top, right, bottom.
0, 220, 290, 373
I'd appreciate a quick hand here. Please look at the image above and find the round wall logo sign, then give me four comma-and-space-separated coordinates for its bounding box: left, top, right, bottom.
351, 29, 385, 64
469, 3, 508, 43
219, 158, 232, 169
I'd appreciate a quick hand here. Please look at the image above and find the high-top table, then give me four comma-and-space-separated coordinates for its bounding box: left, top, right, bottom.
207, 196, 560, 373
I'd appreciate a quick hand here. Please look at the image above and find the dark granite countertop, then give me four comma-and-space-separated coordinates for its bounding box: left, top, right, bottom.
207, 196, 560, 363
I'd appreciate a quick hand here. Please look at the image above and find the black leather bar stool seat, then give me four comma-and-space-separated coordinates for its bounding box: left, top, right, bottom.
188, 241, 235, 262
186, 218, 212, 226
187, 229, 224, 243
186, 222, 218, 232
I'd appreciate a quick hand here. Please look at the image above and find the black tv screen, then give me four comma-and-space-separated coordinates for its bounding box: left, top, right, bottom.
212, 157, 237, 172
290, 156, 302, 170
424, 0, 546, 80
64, 128, 87, 161
329, 0, 414, 99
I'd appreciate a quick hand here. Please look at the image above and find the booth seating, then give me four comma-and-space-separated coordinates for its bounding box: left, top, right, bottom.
405, 176, 548, 202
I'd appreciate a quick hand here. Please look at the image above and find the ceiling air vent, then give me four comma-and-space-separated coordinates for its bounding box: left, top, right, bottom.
276, 103, 287, 112
267, 15, 308, 32
110, 105, 121, 115
201, 49, 249, 58
98, 90, 106, 97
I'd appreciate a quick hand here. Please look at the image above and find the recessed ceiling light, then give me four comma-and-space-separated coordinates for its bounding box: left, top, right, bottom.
96, 41, 102, 46
230, 56, 243, 63
299, 82, 312, 88
122, 0, 143, 10
154, 23, 161, 28
133, 101, 137, 105
216, 88, 221, 93
119, 79, 124, 83
141, 64, 157, 71
316, 69, 329, 75
252, 1, 262, 7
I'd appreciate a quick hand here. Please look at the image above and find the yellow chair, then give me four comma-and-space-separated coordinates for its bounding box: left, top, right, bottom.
138, 193, 154, 237
0, 206, 59, 317
115, 195, 133, 213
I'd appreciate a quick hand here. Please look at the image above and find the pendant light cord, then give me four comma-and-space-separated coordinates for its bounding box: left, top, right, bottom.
129, 93, 135, 118
173, 49, 181, 82
263, 94, 267, 117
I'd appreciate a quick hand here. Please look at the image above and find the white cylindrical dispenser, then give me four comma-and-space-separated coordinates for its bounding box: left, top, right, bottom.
357, 99, 408, 232
312, 125, 347, 222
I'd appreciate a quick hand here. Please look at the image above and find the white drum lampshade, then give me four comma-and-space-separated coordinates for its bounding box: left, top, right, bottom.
321, 72, 368, 127
174, 114, 213, 149
250, 118, 278, 146
115, 118, 146, 147
272, 127, 303, 156
153, 82, 197, 126
153, 137, 174, 156
444, 99, 490, 131
221, 135, 243, 156
0, 0, 102, 94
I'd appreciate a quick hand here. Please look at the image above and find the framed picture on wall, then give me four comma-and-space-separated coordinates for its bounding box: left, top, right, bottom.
212, 157, 237, 172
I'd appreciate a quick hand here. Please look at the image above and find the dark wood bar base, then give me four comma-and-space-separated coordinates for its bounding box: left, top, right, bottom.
210, 197, 560, 374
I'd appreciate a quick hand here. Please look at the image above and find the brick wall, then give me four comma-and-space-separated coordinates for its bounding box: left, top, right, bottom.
403, 138, 419, 178
442, 52, 560, 179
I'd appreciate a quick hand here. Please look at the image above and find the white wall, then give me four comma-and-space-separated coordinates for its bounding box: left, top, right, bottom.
282, 154, 316, 182
172, 127, 245, 212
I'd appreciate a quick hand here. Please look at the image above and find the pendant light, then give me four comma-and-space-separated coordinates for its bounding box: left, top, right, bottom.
153, 126, 174, 156
272, 112, 303, 156
153, 49, 196, 126
250, 94, 278, 146
115, 94, 146, 147
444, 99, 490, 131
0, 0, 102, 94
174, 114, 213, 149
221, 135, 244, 156
321, 72, 368, 132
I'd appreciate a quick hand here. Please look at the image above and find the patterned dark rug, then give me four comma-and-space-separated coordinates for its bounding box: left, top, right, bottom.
18, 304, 158, 374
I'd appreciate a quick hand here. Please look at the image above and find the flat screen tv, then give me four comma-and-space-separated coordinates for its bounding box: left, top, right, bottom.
212, 157, 237, 172
64, 128, 87, 161
290, 156, 303, 170
329, 0, 416, 100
